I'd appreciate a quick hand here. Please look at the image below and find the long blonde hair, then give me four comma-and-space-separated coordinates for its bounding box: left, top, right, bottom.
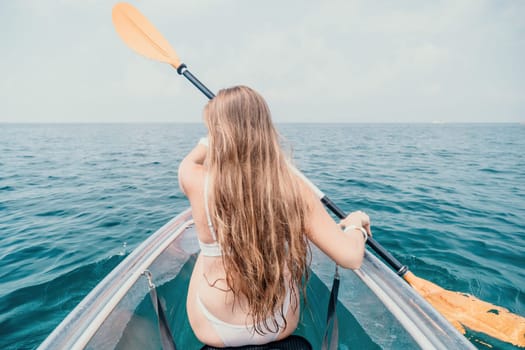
204, 86, 310, 334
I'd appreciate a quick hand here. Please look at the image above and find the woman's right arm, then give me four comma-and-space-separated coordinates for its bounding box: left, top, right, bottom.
304, 189, 369, 269
178, 138, 208, 195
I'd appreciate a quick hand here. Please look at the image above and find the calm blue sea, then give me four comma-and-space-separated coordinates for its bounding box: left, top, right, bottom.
0, 123, 524, 349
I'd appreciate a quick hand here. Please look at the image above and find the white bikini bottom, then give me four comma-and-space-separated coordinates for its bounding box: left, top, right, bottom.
196, 288, 291, 347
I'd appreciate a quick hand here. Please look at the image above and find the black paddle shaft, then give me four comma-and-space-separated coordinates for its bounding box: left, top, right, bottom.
176, 64, 215, 99
177, 63, 409, 277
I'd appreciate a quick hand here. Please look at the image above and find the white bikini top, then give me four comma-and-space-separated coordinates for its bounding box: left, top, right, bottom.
198, 173, 222, 257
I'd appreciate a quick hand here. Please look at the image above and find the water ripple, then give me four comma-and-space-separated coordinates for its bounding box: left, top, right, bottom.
0, 123, 524, 350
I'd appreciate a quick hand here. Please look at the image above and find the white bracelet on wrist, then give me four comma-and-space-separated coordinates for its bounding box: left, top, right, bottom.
344, 225, 368, 243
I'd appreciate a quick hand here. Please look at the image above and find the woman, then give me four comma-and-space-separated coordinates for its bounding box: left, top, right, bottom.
178, 86, 371, 347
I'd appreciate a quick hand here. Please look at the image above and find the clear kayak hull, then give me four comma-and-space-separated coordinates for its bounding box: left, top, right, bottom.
38, 209, 474, 349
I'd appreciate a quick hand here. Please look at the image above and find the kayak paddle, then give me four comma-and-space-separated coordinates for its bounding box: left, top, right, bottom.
111, 3, 525, 347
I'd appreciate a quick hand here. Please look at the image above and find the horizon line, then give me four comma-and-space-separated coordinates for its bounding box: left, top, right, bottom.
1, 121, 523, 125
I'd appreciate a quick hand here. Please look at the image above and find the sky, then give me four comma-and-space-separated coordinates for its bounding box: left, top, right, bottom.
0, 0, 524, 123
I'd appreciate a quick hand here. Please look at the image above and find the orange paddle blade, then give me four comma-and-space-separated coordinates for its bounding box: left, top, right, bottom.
112, 2, 181, 67
404, 272, 525, 347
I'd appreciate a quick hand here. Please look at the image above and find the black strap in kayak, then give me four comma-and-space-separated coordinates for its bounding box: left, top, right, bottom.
143, 270, 177, 350
322, 266, 340, 350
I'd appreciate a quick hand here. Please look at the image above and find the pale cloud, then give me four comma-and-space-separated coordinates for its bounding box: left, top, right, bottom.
0, 0, 523, 123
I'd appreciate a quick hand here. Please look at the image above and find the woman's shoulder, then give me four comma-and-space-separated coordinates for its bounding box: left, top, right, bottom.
178, 160, 206, 197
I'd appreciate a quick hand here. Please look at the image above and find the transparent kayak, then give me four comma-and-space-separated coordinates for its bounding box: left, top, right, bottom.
38, 209, 475, 349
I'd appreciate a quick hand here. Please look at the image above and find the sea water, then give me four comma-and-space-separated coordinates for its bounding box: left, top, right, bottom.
0, 123, 523, 349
